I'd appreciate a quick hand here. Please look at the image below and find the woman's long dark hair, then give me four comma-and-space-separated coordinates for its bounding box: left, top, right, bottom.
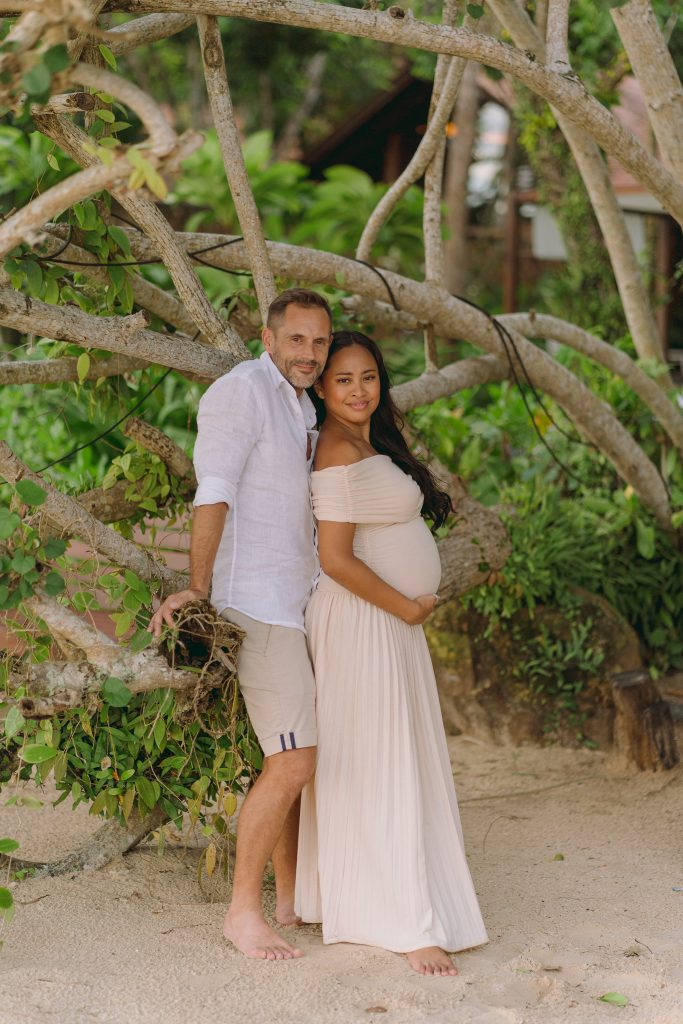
310, 331, 452, 531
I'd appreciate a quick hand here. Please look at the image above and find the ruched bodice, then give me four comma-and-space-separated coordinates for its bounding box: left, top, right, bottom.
311, 455, 441, 599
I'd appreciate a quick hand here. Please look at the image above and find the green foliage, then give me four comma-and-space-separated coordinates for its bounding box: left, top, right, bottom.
172, 130, 426, 277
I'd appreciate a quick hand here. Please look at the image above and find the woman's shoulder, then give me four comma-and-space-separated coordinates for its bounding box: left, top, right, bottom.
313, 435, 370, 472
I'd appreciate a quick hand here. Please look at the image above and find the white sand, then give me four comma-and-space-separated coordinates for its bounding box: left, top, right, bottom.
0, 738, 681, 1024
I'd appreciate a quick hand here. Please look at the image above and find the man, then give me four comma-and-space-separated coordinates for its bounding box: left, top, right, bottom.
149, 288, 333, 961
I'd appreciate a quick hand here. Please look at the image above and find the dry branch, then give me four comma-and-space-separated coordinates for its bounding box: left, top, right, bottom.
33, 111, 248, 359
117, 229, 675, 526
107, 12, 195, 53
113, 0, 683, 224
0, 441, 185, 593
0, 354, 146, 386
487, 0, 665, 364
0, 285, 233, 380
197, 14, 276, 319
612, 0, 683, 179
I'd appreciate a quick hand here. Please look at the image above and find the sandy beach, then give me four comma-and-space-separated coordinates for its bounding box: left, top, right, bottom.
0, 736, 681, 1024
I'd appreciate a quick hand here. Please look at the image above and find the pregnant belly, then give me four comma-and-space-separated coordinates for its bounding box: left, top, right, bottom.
355, 518, 442, 599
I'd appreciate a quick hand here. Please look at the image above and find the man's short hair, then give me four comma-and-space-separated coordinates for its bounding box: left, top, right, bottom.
266, 288, 332, 331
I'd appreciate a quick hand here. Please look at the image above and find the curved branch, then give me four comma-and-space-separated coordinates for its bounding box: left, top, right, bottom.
66, 61, 177, 155
545, 0, 571, 76
500, 312, 683, 457
356, 41, 466, 263
0, 286, 232, 379
392, 354, 509, 410
611, 0, 683, 178
0, 354, 145, 386
107, 12, 195, 54
123, 417, 196, 483
0, 441, 185, 592
33, 111, 248, 359
0, 155, 134, 259
115, 0, 683, 224
487, 0, 666, 364
141, 231, 673, 525
197, 14, 276, 319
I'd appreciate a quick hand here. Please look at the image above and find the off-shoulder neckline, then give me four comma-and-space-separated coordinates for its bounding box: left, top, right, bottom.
311, 453, 391, 475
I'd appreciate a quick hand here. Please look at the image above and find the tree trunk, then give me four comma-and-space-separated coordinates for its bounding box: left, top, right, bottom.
612, 670, 679, 771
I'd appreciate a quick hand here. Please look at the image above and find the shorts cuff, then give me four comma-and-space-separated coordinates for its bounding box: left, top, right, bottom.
262, 729, 318, 758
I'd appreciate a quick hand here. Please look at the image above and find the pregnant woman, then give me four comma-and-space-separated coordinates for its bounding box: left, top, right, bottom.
295, 331, 488, 976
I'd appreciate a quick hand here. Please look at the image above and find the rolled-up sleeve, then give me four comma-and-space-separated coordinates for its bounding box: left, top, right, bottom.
193, 373, 262, 509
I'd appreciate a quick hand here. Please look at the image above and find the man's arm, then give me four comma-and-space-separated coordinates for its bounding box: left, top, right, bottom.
148, 502, 227, 637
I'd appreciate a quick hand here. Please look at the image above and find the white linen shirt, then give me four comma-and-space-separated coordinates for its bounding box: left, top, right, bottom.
193, 351, 318, 632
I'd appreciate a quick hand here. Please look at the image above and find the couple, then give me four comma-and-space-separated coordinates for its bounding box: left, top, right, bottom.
150, 288, 488, 976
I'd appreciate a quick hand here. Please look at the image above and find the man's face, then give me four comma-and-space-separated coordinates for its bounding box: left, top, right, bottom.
262, 304, 332, 393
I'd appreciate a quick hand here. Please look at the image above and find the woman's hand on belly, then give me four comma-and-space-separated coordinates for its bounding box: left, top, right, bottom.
403, 594, 438, 626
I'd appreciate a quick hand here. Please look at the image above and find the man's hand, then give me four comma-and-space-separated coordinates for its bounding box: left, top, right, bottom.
148, 588, 208, 638
403, 594, 438, 626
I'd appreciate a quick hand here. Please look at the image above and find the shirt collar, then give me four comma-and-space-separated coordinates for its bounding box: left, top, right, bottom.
260, 351, 318, 431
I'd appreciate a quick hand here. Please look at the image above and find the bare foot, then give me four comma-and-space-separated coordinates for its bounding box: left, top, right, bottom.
406, 946, 458, 977
223, 909, 303, 960
275, 904, 303, 927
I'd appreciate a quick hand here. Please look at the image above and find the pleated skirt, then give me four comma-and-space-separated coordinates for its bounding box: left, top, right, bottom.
295, 579, 488, 953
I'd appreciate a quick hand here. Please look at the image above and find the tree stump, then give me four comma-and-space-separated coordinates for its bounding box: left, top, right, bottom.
612, 670, 680, 771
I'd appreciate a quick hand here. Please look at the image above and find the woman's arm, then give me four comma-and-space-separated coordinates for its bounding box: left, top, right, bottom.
318, 520, 435, 625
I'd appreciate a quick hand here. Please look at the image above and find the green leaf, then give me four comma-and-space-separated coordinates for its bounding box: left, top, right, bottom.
154, 719, 166, 750
98, 44, 117, 70
129, 628, 152, 654
107, 225, 131, 256
22, 63, 51, 97
76, 352, 91, 383
598, 993, 629, 1006
43, 571, 65, 596
15, 479, 47, 506
101, 676, 133, 708
21, 744, 59, 764
43, 537, 67, 559
635, 518, 655, 560
89, 791, 108, 816
0, 508, 20, 539
23, 258, 43, 294
0, 585, 10, 610
94, 108, 116, 124
467, 3, 485, 16
46, 152, 60, 171
43, 44, 70, 73
0, 838, 19, 854
144, 166, 168, 200
10, 552, 35, 575
4, 706, 25, 740
0, 888, 13, 911
135, 777, 158, 811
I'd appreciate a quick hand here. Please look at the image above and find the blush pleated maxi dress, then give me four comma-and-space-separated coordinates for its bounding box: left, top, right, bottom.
295, 455, 488, 953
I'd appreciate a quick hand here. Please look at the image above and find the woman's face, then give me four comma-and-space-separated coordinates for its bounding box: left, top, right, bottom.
315, 344, 381, 426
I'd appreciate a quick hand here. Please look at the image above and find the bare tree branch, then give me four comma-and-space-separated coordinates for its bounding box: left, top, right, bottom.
357, 39, 467, 263
197, 14, 276, 319
545, 0, 572, 76
0, 286, 232, 380
487, 0, 666, 364
611, 0, 683, 179
107, 12, 195, 53
123, 416, 196, 483
33, 111, 248, 359
113, 0, 683, 224
0, 442, 186, 591
0, 354, 146, 386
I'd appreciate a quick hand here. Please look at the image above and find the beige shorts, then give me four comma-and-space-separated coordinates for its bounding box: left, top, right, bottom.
221, 608, 317, 758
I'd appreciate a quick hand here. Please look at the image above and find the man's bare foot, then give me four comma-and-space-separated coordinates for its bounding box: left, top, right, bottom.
406, 947, 458, 977
223, 909, 303, 960
275, 904, 303, 927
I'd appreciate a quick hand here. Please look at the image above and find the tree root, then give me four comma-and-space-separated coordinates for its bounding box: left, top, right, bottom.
2, 805, 167, 878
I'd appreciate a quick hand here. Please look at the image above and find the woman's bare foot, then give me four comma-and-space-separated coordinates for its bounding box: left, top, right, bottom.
223, 908, 304, 960
275, 903, 303, 927
406, 946, 458, 977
